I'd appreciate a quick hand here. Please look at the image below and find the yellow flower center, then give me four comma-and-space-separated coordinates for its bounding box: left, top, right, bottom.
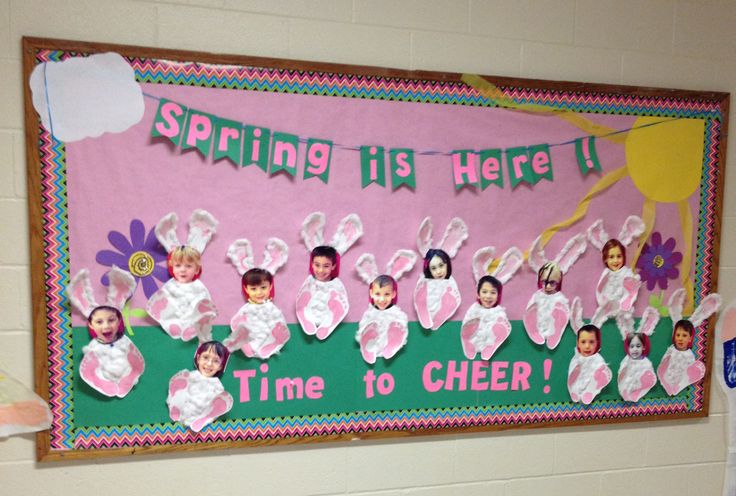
128, 251, 154, 277
652, 254, 665, 269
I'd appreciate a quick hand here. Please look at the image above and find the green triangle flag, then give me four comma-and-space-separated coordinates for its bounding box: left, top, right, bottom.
303, 139, 333, 183
505, 147, 532, 189
269, 132, 299, 177
479, 149, 504, 190
182, 110, 216, 157
242, 126, 271, 172
575, 136, 602, 175
213, 119, 243, 165
360, 146, 386, 188
151, 98, 188, 146
451, 150, 479, 190
390, 148, 415, 190
529, 144, 553, 184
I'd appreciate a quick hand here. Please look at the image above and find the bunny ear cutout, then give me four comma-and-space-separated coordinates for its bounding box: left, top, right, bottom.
187, 209, 218, 254
355, 253, 379, 285
492, 247, 523, 285
416, 217, 433, 257
261, 238, 289, 275
331, 213, 363, 255
227, 239, 254, 276
438, 217, 468, 258
301, 211, 326, 252
570, 296, 584, 334
527, 236, 546, 274
618, 215, 646, 246
668, 288, 686, 325
717, 300, 736, 343
555, 233, 588, 273
616, 311, 635, 340
68, 269, 99, 318
638, 306, 660, 336
690, 293, 722, 327
472, 247, 496, 282
592, 299, 618, 328
155, 212, 180, 253
586, 219, 609, 251
387, 249, 418, 281
105, 266, 136, 309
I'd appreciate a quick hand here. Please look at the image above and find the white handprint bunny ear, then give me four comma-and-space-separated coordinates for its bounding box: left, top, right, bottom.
187, 209, 218, 254
416, 217, 468, 258
616, 311, 635, 340
355, 253, 379, 285
386, 249, 418, 281
227, 238, 288, 276
527, 233, 587, 274
68, 266, 136, 317
690, 293, 723, 327
668, 288, 687, 325
491, 247, 524, 285
587, 215, 645, 250
155, 210, 218, 254
616, 307, 658, 341
571, 296, 584, 334
472, 246, 496, 282
301, 212, 364, 255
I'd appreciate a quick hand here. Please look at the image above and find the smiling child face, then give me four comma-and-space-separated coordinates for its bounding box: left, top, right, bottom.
370, 282, 396, 310
197, 346, 223, 378
311, 255, 335, 282
89, 307, 121, 344
577, 330, 598, 357
605, 245, 624, 271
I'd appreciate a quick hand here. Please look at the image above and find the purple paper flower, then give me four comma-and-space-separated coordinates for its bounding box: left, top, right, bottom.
96, 219, 169, 298
637, 232, 682, 291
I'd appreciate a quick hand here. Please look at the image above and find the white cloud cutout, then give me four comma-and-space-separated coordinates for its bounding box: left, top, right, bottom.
30, 52, 144, 143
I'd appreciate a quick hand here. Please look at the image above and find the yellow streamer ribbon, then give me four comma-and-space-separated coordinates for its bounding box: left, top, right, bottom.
461, 74, 627, 144
630, 197, 656, 270
531, 165, 630, 255
678, 200, 695, 315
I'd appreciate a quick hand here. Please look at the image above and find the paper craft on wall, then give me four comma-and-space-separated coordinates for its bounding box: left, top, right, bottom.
21, 37, 728, 460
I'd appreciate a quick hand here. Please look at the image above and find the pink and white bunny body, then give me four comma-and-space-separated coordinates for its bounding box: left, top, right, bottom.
356, 305, 409, 364
69, 267, 145, 398
146, 210, 218, 343
296, 212, 363, 340
618, 356, 656, 402
167, 369, 233, 432
524, 290, 569, 349
296, 276, 349, 339
460, 303, 511, 360
657, 288, 721, 396
567, 352, 611, 404
223, 238, 291, 360
226, 300, 290, 360
460, 246, 522, 360
523, 234, 587, 349
147, 279, 216, 342
413, 217, 468, 330
355, 250, 417, 364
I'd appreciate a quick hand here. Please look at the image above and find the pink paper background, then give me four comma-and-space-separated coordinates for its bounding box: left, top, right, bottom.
66, 82, 700, 326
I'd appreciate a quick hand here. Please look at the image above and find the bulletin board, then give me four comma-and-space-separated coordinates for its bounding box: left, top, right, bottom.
22, 37, 729, 461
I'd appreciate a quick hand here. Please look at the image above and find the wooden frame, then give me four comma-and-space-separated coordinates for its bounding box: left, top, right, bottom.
22, 36, 729, 461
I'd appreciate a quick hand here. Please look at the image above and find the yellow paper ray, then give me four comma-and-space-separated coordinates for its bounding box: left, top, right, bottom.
461, 74, 627, 144
678, 200, 695, 315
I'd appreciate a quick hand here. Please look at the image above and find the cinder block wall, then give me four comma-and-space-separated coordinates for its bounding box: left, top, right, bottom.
1, 1, 733, 494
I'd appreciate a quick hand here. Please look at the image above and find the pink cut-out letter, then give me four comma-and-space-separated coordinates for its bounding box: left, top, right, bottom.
422, 361, 443, 393
511, 154, 528, 182
394, 151, 411, 177
305, 376, 324, 399
511, 361, 532, 391
452, 152, 479, 186
531, 149, 550, 175
471, 360, 489, 390
481, 156, 501, 181
186, 114, 213, 146
490, 361, 509, 391
217, 126, 241, 151
154, 102, 184, 138
233, 369, 256, 402
306, 142, 331, 175
272, 140, 297, 167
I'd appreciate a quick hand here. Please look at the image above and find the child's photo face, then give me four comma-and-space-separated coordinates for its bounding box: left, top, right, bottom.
674, 326, 691, 350
89, 308, 120, 344
172, 259, 199, 283
478, 282, 498, 309
628, 336, 644, 359
197, 346, 223, 378
540, 268, 562, 295
247, 280, 272, 304
311, 256, 335, 282
578, 330, 598, 357
605, 246, 624, 271
428, 255, 448, 279
370, 283, 395, 310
